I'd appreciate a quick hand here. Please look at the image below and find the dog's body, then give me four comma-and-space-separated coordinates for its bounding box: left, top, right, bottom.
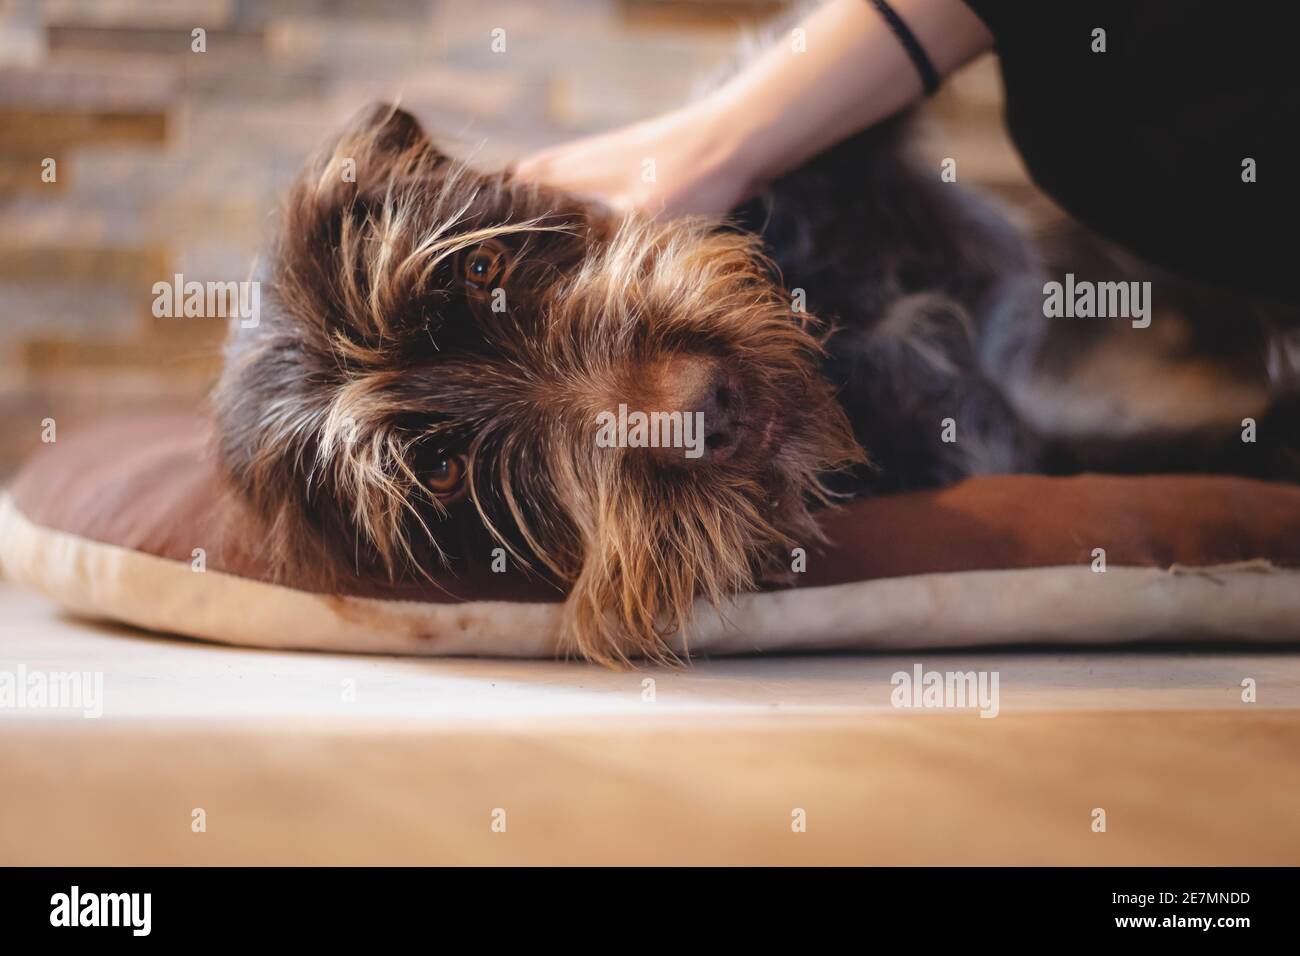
742, 118, 1043, 492
749, 118, 1300, 490
215, 103, 1297, 665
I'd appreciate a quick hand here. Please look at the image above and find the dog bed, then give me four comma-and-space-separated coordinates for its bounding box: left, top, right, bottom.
2, 414, 1298, 658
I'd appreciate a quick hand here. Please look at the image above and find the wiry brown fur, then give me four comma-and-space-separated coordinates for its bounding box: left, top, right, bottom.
214, 104, 862, 667
218, 103, 1300, 667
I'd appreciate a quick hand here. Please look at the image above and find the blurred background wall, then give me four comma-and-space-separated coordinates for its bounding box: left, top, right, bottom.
0, 0, 1033, 479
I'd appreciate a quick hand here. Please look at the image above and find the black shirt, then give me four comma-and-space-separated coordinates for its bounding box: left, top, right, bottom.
962, 0, 1295, 302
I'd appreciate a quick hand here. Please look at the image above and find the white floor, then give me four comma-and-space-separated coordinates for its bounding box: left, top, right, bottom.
2, 582, 1297, 725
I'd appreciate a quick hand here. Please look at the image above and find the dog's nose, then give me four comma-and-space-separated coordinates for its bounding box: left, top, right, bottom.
695, 373, 742, 462
644, 354, 744, 465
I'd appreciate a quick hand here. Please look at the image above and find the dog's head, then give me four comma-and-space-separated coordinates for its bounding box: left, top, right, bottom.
215, 104, 862, 665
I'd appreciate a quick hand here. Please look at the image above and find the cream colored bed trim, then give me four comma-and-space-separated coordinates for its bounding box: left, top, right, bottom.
1, 492, 1298, 658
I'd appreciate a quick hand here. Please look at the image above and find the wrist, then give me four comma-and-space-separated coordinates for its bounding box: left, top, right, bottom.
675, 90, 769, 202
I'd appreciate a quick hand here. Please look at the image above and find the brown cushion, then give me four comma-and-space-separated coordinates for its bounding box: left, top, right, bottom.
3, 413, 1299, 657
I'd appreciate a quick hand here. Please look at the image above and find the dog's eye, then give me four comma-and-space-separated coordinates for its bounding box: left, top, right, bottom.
461, 241, 507, 289
426, 454, 467, 499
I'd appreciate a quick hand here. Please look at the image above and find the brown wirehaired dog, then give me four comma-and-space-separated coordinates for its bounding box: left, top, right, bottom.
215, 104, 871, 666
215, 103, 1297, 665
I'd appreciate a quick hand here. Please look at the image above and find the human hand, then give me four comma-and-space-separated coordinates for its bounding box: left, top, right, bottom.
513, 104, 751, 220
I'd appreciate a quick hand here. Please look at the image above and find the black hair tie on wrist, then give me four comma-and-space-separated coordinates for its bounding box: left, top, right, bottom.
867, 0, 941, 96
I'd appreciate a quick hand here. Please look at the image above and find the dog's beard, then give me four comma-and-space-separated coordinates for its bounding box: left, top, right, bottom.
445, 359, 859, 667
470, 222, 866, 665
556, 399, 856, 666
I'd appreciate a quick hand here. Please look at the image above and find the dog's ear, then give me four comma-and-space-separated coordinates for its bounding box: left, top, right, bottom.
341, 101, 430, 157
290, 102, 443, 221
273, 102, 460, 348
